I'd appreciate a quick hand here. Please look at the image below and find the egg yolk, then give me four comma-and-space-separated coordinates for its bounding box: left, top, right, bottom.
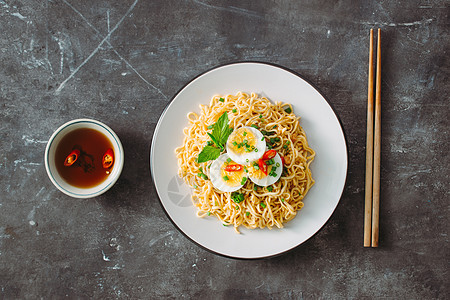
227, 127, 257, 154
221, 160, 245, 187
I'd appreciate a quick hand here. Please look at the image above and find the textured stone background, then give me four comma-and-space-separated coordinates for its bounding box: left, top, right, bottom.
0, 0, 448, 298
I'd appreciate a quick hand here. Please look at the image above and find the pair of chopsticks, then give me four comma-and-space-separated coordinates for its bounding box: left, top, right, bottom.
364, 29, 381, 248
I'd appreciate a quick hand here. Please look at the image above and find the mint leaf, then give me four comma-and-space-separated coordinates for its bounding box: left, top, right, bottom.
198, 145, 220, 163
207, 132, 223, 150
197, 112, 233, 164
211, 112, 233, 146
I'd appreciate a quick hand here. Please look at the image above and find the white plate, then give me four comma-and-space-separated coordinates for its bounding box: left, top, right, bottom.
150, 62, 347, 259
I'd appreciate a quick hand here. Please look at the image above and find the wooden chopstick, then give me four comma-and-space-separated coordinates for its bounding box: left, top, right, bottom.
372, 28, 382, 247
364, 29, 374, 247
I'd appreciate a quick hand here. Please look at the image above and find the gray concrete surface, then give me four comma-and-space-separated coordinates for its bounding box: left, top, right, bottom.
1, 0, 448, 298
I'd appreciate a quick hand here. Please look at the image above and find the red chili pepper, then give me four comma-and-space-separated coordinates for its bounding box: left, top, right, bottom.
262, 149, 277, 161
102, 148, 114, 169
64, 149, 80, 166
224, 164, 243, 172
258, 158, 268, 175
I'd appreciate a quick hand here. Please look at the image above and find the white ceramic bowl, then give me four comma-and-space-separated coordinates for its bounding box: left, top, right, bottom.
44, 119, 124, 198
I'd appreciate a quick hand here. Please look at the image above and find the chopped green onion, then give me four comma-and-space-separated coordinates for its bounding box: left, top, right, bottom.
201, 174, 208, 180
207, 211, 211, 216
253, 185, 258, 191
261, 137, 265, 141
232, 108, 237, 113
236, 205, 239, 210
285, 107, 292, 114
243, 131, 247, 136
227, 158, 231, 163
207, 125, 214, 129
260, 202, 266, 208
251, 124, 258, 129
231, 192, 245, 203
232, 141, 238, 146
219, 97, 225, 102
241, 177, 247, 185
273, 125, 277, 129
254, 165, 259, 170
259, 114, 263, 118
281, 198, 285, 202
223, 176, 229, 181
267, 186, 273, 192
255, 148, 258, 152
246, 212, 250, 216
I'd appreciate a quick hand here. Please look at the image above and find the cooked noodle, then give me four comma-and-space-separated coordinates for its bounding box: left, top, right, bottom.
175, 92, 315, 233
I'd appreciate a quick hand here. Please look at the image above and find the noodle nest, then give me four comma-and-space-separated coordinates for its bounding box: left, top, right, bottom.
175, 92, 315, 233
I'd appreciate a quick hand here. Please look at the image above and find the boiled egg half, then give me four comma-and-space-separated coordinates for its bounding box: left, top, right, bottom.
248, 152, 283, 187
209, 153, 249, 192
226, 126, 266, 165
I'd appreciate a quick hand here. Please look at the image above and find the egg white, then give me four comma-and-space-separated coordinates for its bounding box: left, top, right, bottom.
226, 126, 266, 165
209, 153, 248, 192
249, 153, 283, 187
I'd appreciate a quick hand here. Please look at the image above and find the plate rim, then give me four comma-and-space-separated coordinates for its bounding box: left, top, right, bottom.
150, 60, 348, 260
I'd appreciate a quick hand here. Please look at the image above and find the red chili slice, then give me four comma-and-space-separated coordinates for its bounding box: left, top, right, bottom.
64, 149, 80, 166
258, 159, 268, 175
224, 164, 243, 172
262, 149, 277, 161
102, 148, 114, 169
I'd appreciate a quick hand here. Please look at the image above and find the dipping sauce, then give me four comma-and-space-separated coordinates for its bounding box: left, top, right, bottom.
55, 128, 114, 188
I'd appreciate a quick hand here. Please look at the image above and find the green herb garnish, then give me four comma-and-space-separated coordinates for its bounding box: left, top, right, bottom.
197, 112, 233, 163
231, 192, 245, 203
197, 145, 221, 164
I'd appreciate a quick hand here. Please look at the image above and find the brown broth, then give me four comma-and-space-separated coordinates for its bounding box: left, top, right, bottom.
55, 128, 114, 188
